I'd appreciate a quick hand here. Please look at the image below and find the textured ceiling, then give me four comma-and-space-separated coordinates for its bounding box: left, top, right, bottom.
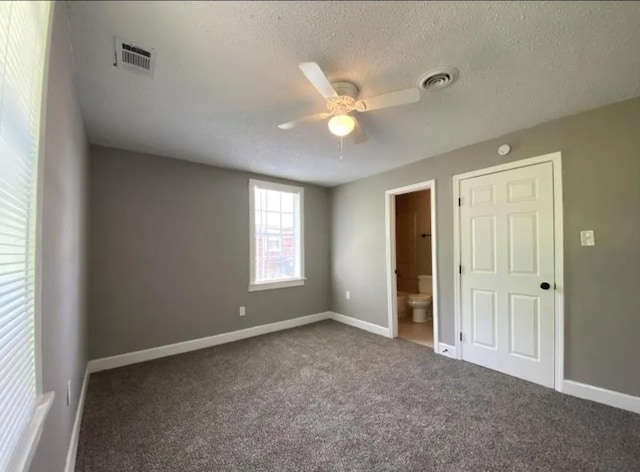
66, 1, 640, 186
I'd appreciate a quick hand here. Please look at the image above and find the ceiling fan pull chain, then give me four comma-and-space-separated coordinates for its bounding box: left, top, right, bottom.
339, 136, 344, 160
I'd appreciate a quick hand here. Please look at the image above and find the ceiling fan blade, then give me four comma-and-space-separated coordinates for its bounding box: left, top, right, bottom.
356, 87, 420, 113
277, 112, 332, 130
350, 117, 367, 145
298, 62, 338, 99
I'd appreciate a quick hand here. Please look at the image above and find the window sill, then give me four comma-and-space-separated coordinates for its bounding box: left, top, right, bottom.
249, 278, 305, 292
9, 391, 54, 472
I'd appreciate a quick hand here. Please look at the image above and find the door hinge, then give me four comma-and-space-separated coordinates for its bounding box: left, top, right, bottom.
459, 332, 463, 342
459, 265, 462, 274
458, 197, 461, 206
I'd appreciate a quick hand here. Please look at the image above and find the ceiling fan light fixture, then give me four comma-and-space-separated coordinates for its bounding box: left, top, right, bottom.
328, 114, 355, 137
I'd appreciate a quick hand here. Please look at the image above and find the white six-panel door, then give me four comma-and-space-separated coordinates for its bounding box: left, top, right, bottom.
459, 162, 555, 387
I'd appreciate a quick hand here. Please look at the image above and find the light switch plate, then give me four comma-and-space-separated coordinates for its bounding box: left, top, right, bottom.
580, 230, 595, 246
345, 291, 351, 300
239, 306, 246, 317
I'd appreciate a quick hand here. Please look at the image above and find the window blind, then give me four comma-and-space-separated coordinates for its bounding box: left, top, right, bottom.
0, 1, 50, 469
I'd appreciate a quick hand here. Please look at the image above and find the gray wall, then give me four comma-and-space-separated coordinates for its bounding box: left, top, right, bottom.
88, 146, 331, 359
30, 5, 89, 472
331, 97, 640, 397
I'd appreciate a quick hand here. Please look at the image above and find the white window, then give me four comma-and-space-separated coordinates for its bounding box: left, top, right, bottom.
0, 1, 52, 470
249, 179, 304, 291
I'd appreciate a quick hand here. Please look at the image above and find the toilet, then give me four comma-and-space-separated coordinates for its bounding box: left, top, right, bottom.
407, 275, 433, 323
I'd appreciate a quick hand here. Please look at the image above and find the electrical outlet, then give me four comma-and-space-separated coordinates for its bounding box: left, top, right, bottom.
239, 306, 246, 317
66, 380, 71, 407
345, 291, 351, 300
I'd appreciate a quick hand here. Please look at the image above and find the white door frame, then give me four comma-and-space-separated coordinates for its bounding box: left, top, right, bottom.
452, 152, 564, 391
385, 180, 439, 348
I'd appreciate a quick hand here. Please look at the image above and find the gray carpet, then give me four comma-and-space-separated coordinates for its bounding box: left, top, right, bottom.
76, 320, 640, 471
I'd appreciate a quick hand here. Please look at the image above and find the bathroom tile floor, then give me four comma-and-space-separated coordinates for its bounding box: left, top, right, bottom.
398, 316, 433, 348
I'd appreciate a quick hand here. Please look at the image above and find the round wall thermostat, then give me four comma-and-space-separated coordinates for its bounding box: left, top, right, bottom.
498, 144, 511, 156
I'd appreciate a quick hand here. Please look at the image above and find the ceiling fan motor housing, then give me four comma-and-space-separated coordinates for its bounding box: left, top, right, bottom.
327, 81, 360, 114
332, 81, 359, 99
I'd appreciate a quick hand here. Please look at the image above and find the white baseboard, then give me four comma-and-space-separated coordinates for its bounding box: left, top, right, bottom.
563, 380, 640, 415
64, 366, 90, 472
87, 312, 332, 373
86, 311, 393, 374
329, 312, 391, 338
437, 342, 457, 359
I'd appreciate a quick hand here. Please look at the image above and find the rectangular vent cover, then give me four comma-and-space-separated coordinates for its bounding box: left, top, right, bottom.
114, 37, 155, 76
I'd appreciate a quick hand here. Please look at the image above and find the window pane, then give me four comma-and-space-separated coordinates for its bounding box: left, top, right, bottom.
282, 213, 294, 230
281, 193, 294, 212
280, 233, 295, 278
255, 234, 295, 281
251, 182, 302, 285
266, 211, 280, 230
255, 189, 264, 210
267, 236, 281, 252
266, 190, 280, 211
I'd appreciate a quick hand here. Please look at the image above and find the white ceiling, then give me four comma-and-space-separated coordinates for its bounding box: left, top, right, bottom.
66, 1, 640, 186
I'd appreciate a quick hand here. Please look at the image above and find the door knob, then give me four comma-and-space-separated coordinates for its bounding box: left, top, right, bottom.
540, 282, 551, 290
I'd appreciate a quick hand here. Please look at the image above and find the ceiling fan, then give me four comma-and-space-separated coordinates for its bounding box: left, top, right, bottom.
278, 62, 421, 144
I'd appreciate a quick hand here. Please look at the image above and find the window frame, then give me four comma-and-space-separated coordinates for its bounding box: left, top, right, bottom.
249, 179, 305, 292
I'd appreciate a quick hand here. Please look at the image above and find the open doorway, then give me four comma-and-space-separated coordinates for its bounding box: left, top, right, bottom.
385, 181, 438, 349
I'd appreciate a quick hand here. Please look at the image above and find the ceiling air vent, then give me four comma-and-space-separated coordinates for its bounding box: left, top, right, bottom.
417, 67, 458, 91
114, 37, 155, 76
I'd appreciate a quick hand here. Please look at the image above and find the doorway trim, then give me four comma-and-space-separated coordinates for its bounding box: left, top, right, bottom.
452, 152, 564, 391
385, 180, 439, 349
